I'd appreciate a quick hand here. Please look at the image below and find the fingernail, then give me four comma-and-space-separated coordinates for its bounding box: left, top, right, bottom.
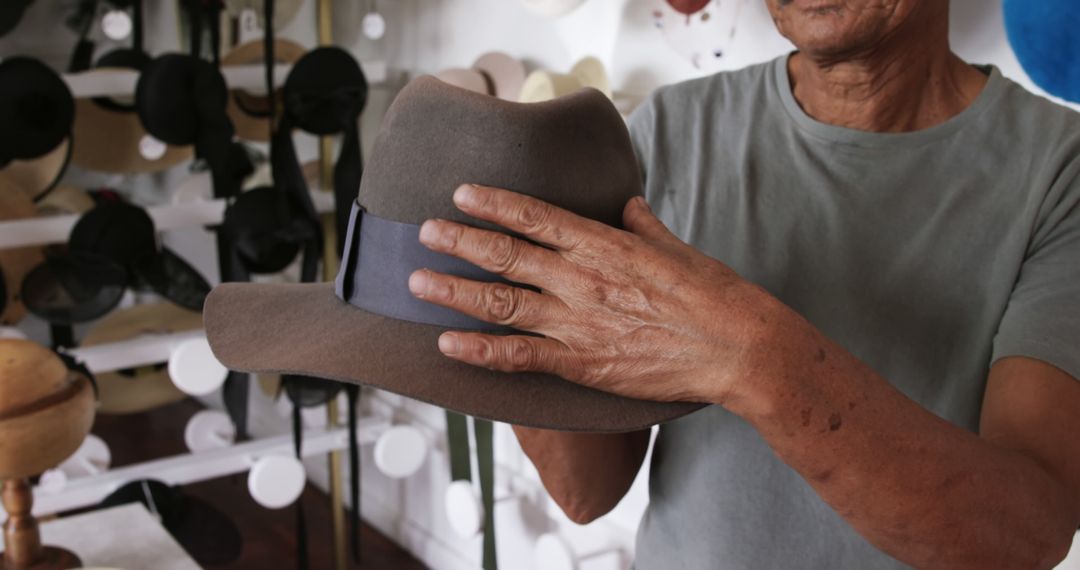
454, 184, 479, 208
408, 270, 430, 298
635, 196, 651, 211
418, 220, 440, 246
438, 333, 460, 355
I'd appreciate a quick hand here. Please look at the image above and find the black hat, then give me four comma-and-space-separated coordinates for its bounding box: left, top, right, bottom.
68, 194, 211, 311
274, 47, 368, 256
0, 57, 74, 169
136, 54, 242, 200
0, 0, 32, 38
21, 249, 127, 326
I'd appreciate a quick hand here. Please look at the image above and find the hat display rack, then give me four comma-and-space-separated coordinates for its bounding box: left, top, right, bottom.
0, 4, 659, 570
0, 3, 401, 569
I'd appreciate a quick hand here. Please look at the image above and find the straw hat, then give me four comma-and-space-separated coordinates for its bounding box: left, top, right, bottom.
82, 303, 202, 414
205, 77, 703, 432
222, 38, 308, 142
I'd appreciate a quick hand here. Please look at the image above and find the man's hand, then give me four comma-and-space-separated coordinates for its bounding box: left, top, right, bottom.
407, 183, 783, 405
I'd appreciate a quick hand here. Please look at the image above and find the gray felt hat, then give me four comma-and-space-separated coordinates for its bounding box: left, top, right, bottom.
203, 76, 703, 432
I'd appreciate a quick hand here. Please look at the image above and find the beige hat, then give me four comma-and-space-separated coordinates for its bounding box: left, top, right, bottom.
222, 38, 308, 142
0, 138, 70, 202
35, 186, 95, 217
472, 52, 528, 101
518, 56, 611, 103
70, 80, 193, 174
82, 303, 202, 414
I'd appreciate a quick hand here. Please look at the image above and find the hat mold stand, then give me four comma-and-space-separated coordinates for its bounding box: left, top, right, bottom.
444, 478, 522, 539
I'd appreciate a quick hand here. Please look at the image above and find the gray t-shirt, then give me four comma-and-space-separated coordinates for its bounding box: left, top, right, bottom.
627, 54, 1080, 569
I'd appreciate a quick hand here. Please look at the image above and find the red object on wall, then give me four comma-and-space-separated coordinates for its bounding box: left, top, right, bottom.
665, 0, 710, 16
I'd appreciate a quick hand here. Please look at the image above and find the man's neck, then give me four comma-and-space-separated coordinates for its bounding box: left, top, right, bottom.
787, 39, 988, 133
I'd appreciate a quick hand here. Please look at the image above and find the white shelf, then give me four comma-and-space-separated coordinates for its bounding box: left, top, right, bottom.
63, 60, 388, 98
17, 418, 389, 517
67, 330, 205, 374
0, 188, 334, 250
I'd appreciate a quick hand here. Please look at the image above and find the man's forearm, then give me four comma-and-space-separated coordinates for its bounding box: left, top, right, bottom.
728, 309, 1077, 569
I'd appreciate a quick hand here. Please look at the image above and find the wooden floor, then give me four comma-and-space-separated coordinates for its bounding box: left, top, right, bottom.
87, 398, 429, 570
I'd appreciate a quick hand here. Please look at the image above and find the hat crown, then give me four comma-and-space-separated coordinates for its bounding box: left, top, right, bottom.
359, 76, 640, 229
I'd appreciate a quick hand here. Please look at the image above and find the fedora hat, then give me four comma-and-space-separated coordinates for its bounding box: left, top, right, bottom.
0, 183, 44, 326
518, 56, 612, 103
435, 68, 491, 95
82, 303, 200, 414
204, 77, 703, 432
0, 57, 74, 175
222, 38, 307, 142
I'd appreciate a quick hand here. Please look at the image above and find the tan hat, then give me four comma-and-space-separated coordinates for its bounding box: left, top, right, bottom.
35, 185, 95, 217
204, 77, 703, 432
70, 85, 193, 174
518, 56, 611, 103
222, 38, 308, 142
0, 182, 44, 326
82, 303, 202, 414
0, 138, 70, 202
0, 339, 95, 479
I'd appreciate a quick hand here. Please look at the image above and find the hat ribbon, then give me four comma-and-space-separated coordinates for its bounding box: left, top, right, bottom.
334, 201, 514, 332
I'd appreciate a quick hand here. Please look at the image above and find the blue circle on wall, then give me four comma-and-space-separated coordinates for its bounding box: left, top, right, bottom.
1003, 0, 1080, 103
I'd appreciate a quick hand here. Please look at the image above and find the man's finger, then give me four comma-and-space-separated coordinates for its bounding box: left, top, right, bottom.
452, 184, 611, 251
409, 270, 564, 331
436, 331, 573, 376
419, 219, 569, 287
622, 196, 681, 245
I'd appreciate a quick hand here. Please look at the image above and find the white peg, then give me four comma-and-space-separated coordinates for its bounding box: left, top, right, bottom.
444, 480, 516, 539
247, 455, 306, 509
184, 410, 237, 453
39, 435, 112, 493
102, 9, 133, 40
169, 337, 229, 396
533, 533, 622, 570
373, 425, 428, 479
0, 327, 27, 340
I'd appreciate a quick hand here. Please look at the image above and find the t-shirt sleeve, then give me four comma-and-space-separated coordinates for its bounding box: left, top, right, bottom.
991, 160, 1080, 382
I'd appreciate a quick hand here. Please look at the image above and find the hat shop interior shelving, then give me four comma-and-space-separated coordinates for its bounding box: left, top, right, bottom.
8, 1, 1079, 570
0, 2, 648, 570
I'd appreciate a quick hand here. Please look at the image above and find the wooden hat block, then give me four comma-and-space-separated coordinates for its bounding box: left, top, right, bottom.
0, 339, 95, 570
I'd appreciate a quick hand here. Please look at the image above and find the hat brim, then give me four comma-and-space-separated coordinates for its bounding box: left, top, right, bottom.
204, 282, 704, 432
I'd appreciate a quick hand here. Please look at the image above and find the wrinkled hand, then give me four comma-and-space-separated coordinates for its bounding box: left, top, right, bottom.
408, 184, 784, 405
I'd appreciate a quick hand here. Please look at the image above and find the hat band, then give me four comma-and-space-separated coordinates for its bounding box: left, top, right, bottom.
334, 201, 511, 332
